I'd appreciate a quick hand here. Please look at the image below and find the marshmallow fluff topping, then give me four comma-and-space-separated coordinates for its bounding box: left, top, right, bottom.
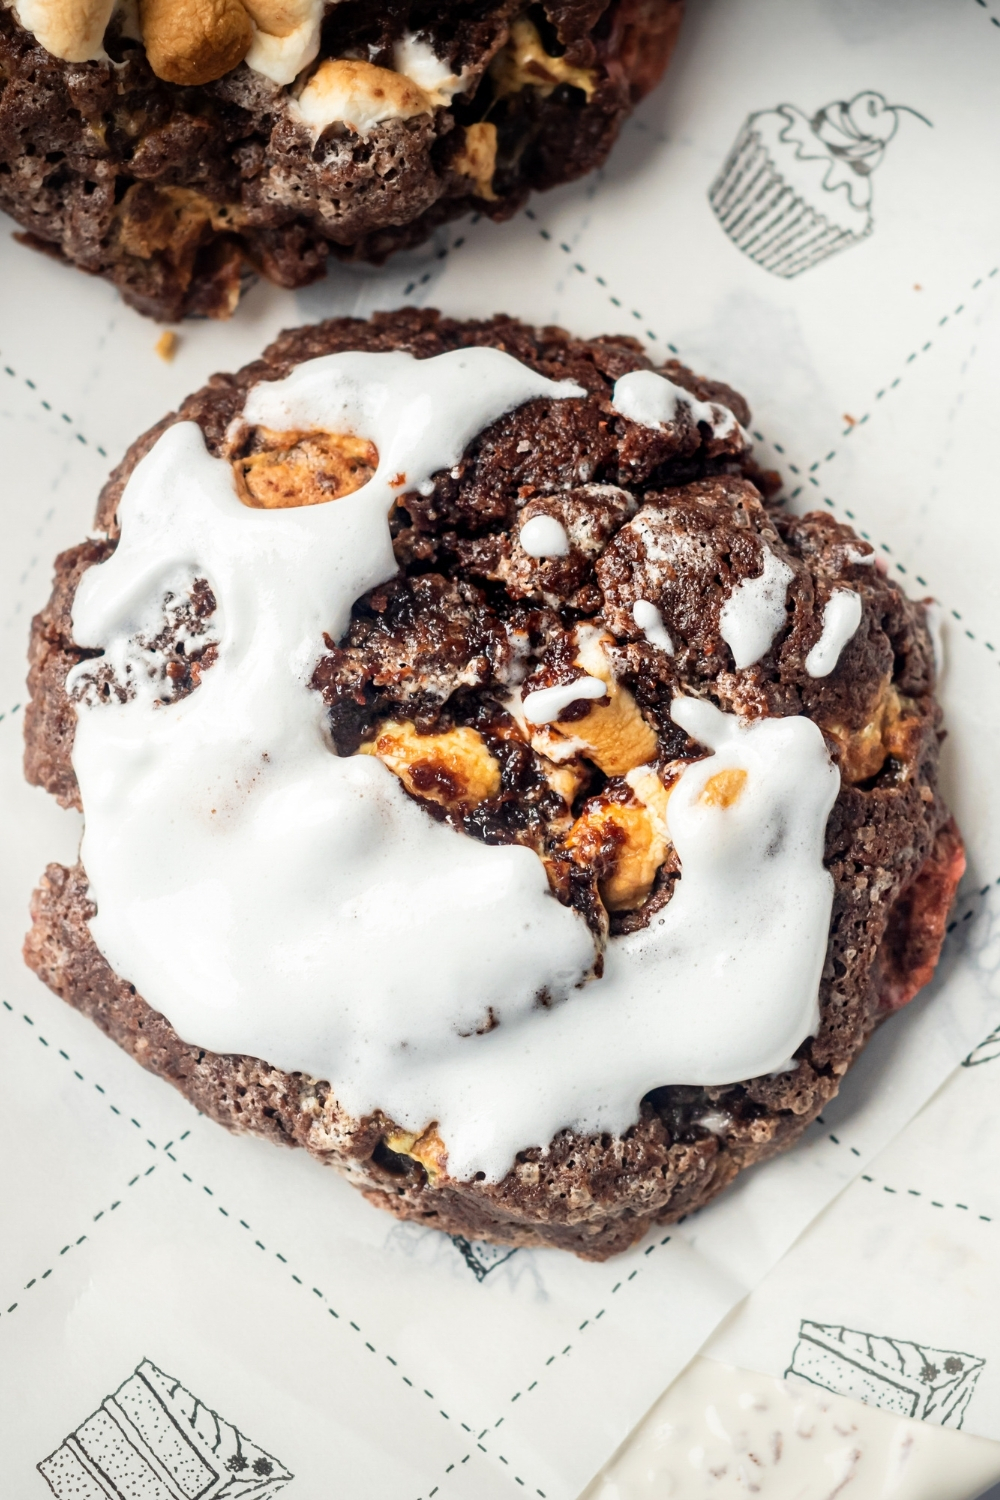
69, 349, 841, 1182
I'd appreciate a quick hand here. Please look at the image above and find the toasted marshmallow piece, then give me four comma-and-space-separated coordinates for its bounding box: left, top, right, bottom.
291, 57, 434, 139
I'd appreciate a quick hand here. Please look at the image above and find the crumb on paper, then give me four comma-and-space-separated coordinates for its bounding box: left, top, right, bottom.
914, 283, 923, 290
155, 330, 178, 361
843, 413, 857, 427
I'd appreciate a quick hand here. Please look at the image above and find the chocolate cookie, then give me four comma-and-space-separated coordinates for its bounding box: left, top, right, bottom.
0, 1, 683, 320
23, 308, 963, 1259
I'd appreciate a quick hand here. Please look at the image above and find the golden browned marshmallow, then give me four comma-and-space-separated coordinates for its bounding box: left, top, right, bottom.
452, 121, 498, 200
533, 628, 659, 776
117, 185, 244, 260
565, 763, 672, 912
242, 0, 322, 83
383, 1124, 448, 1182
822, 680, 920, 785
528, 753, 591, 840
567, 685, 659, 777
242, 0, 305, 35
626, 763, 673, 825
14, 0, 116, 62
140, 0, 253, 85
699, 767, 747, 808
539, 754, 590, 809
567, 796, 667, 912
360, 722, 502, 810
291, 57, 434, 139
112, 183, 246, 318
233, 430, 378, 509
491, 15, 597, 101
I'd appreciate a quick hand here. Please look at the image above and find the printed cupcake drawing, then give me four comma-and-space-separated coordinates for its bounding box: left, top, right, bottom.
710, 91, 930, 278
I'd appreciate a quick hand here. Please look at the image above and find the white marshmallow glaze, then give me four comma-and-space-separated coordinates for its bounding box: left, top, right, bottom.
611, 368, 746, 442
69, 349, 840, 1182
719, 546, 795, 671
612, 370, 793, 672
805, 589, 862, 678
518, 514, 570, 558
522, 676, 608, 725
632, 598, 674, 653
391, 32, 471, 104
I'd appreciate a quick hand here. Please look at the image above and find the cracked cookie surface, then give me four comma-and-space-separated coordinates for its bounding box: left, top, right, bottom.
0, 1, 684, 318
23, 308, 963, 1258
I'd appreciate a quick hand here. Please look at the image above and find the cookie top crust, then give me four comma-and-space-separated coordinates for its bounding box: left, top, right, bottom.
0, 3, 685, 319
7, 1, 491, 90
23, 310, 951, 1189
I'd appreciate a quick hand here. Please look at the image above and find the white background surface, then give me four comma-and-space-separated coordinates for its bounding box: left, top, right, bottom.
3, 0, 1000, 1495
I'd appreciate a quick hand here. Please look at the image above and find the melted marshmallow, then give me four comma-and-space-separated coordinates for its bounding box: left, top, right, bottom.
518, 514, 570, 558
805, 590, 862, 678
9, 2, 466, 94
70, 350, 839, 1183
400, 693, 836, 1178
13, 0, 115, 62
393, 32, 471, 104
288, 30, 468, 139
611, 368, 744, 442
11, 0, 320, 78
632, 599, 673, 653
290, 58, 433, 139
245, 0, 323, 86
719, 548, 794, 670
522, 676, 607, 725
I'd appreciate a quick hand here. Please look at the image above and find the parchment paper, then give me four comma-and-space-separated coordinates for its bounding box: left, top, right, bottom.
3, 0, 1000, 1493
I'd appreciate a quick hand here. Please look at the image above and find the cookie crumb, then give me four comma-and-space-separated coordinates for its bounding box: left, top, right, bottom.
155, 331, 178, 362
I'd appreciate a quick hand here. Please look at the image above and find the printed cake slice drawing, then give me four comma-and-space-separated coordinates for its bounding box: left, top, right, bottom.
38, 1358, 293, 1499
786, 1320, 984, 1428
710, 91, 930, 278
